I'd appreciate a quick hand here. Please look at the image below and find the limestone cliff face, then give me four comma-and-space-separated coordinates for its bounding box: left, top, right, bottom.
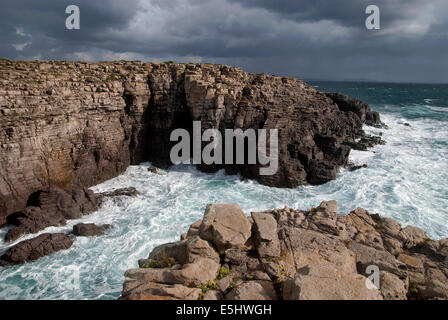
0, 60, 380, 224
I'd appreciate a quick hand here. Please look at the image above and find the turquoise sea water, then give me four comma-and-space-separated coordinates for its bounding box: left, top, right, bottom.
0, 82, 447, 299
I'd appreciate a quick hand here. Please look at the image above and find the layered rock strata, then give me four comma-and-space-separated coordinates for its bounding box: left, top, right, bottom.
0, 59, 382, 226
121, 202, 448, 300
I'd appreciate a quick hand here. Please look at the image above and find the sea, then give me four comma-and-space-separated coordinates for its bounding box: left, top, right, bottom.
0, 81, 447, 299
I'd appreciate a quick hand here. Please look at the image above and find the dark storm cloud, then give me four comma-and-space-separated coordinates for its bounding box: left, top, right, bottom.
0, 0, 139, 59
0, 0, 447, 83
228, 0, 434, 29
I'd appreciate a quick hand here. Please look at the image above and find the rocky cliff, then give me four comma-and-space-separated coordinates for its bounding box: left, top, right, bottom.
121, 202, 448, 300
0, 59, 381, 227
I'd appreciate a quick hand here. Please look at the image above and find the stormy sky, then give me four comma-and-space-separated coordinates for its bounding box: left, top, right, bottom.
0, 0, 447, 83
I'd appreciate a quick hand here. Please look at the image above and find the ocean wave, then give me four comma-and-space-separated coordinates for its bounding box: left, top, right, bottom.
426, 105, 448, 112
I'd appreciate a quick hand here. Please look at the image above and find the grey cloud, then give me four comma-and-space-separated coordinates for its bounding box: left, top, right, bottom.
0, 0, 446, 83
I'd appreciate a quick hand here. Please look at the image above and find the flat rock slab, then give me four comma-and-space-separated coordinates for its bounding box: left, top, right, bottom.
125, 257, 219, 288
282, 264, 383, 300
120, 281, 201, 300
0, 233, 74, 266
226, 281, 278, 300
97, 187, 141, 199
72, 223, 111, 237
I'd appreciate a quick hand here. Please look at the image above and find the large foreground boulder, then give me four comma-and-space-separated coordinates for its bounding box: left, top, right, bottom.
199, 204, 252, 251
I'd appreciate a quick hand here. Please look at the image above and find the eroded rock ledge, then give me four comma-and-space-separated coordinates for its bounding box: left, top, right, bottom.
1, 59, 383, 225
121, 202, 448, 300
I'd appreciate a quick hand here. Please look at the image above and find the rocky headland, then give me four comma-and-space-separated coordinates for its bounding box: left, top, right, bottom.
3, 59, 442, 300
0, 59, 382, 228
121, 202, 448, 300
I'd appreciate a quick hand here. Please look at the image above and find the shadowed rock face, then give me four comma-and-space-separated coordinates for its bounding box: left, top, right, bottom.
0, 60, 382, 224
4, 187, 98, 242
0, 233, 74, 266
121, 203, 448, 301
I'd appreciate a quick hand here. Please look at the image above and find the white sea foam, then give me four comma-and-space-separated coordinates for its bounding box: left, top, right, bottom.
0, 113, 447, 299
427, 105, 448, 112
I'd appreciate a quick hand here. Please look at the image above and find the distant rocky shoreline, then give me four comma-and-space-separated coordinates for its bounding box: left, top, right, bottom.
120, 202, 448, 300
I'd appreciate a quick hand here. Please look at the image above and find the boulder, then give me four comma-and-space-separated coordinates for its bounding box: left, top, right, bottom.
308, 200, 340, 236
5, 187, 98, 242
97, 187, 140, 199
377, 217, 402, 238
346, 208, 378, 235
347, 164, 367, 172
203, 290, 223, 300
5, 206, 66, 242
400, 226, 428, 248
121, 281, 201, 300
148, 167, 159, 174
325, 92, 370, 122
226, 281, 277, 300
347, 242, 407, 279
344, 135, 385, 151
142, 236, 221, 267
216, 276, 233, 292
72, 223, 111, 237
345, 208, 384, 249
382, 235, 404, 256
397, 254, 424, 272
186, 219, 202, 238
279, 228, 357, 277
223, 247, 261, 274
417, 279, 448, 300
199, 204, 252, 250
380, 271, 408, 300
282, 265, 383, 300
127, 258, 219, 287
0, 233, 74, 266
251, 211, 281, 258
186, 236, 220, 263
146, 240, 189, 266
